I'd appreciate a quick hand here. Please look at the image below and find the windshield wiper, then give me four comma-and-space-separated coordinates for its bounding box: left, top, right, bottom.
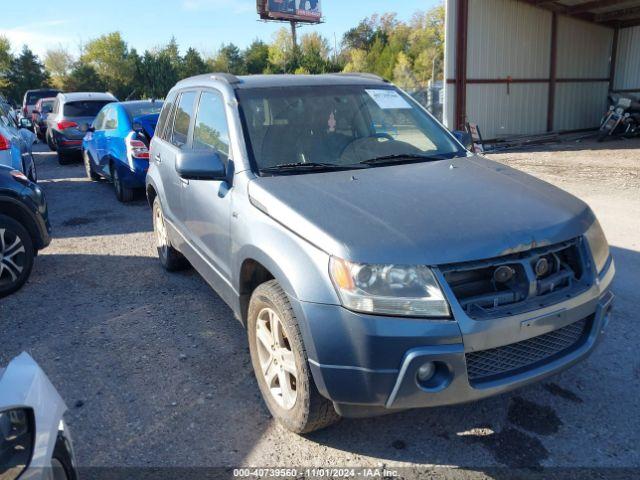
260, 162, 366, 173
359, 153, 462, 166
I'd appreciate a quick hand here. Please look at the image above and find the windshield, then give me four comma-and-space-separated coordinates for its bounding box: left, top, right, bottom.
123, 101, 163, 119
237, 85, 465, 174
64, 101, 113, 117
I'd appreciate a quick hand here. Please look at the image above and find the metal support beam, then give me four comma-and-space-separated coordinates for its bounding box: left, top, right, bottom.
568, 0, 629, 14
454, 0, 469, 131
596, 6, 640, 22
609, 27, 619, 92
547, 12, 558, 132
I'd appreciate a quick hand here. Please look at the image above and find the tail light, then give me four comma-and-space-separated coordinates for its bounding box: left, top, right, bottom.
0, 133, 10, 151
127, 137, 150, 160
57, 121, 78, 131
23, 106, 28, 116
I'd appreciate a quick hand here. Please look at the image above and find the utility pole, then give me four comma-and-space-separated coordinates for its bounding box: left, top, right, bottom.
290, 20, 298, 50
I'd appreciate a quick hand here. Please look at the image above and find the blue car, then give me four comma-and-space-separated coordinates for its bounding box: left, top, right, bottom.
82, 100, 163, 202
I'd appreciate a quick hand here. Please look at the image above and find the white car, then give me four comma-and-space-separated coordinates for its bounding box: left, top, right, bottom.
0, 353, 77, 480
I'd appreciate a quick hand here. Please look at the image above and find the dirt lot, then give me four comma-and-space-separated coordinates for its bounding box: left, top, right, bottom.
1, 138, 639, 477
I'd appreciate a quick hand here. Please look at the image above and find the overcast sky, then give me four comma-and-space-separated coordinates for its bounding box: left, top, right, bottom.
0, 0, 441, 58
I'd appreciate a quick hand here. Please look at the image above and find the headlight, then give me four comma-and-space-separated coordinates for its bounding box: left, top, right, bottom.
585, 220, 610, 274
329, 257, 450, 318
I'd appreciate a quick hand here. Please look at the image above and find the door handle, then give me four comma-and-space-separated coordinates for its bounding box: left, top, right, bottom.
154, 154, 162, 164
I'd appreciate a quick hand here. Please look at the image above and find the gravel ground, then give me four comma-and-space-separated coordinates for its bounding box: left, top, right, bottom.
1, 139, 639, 477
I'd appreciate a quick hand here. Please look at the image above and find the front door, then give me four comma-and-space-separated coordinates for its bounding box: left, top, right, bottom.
180, 90, 234, 293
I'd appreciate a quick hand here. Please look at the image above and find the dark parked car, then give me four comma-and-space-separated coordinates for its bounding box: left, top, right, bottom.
31, 97, 56, 140
147, 73, 614, 433
22, 88, 61, 118
46, 92, 117, 164
0, 165, 51, 297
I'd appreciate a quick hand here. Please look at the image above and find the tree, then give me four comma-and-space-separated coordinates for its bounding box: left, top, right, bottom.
299, 32, 332, 74
44, 47, 74, 90
64, 63, 105, 92
0, 36, 13, 93
5, 46, 49, 103
138, 50, 177, 99
268, 28, 297, 73
82, 32, 134, 98
209, 43, 245, 74
244, 40, 269, 75
393, 52, 418, 91
181, 48, 208, 79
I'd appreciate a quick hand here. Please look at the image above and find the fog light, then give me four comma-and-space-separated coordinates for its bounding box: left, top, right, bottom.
417, 362, 436, 382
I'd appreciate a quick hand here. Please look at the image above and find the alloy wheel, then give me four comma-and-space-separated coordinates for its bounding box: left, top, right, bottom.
0, 228, 25, 288
255, 307, 298, 410
154, 204, 168, 257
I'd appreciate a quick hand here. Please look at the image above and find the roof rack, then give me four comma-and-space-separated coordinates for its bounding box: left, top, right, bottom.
335, 72, 389, 83
210, 73, 242, 85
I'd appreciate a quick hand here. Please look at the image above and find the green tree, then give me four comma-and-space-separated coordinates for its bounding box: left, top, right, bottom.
181, 48, 208, 79
268, 28, 297, 73
209, 43, 245, 74
299, 32, 331, 74
82, 32, 133, 98
6, 46, 49, 103
64, 63, 105, 92
243, 40, 269, 75
0, 36, 13, 94
138, 50, 177, 99
44, 47, 74, 90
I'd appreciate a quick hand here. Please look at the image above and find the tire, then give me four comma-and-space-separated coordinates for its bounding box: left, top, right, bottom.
27, 154, 37, 183
248, 280, 340, 434
46, 130, 57, 152
152, 197, 188, 271
83, 150, 100, 181
112, 165, 134, 203
51, 433, 77, 480
0, 214, 35, 298
57, 150, 72, 165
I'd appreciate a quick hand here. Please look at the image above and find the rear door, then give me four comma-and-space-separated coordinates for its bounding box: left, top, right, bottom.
86, 108, 107, 170
154, 90, 198, 231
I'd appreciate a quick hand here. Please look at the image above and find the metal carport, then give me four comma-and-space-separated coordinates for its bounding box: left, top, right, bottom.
444, 0, 640, 139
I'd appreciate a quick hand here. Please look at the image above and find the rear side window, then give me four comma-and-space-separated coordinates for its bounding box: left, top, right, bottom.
156, 93, 176, 140
104, 108, 118, 130
193, 91, 230, 162
26, 90, 59, 105
93, 109, 107, 130
170, 92, 197, 149
64, 101, 113, 117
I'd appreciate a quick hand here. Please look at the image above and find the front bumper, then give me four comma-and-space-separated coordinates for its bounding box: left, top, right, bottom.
294, 260, 614, 418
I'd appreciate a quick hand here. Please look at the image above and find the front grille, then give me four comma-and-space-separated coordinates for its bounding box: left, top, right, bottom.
466, 317, 590, 384
441, 239, 588, 319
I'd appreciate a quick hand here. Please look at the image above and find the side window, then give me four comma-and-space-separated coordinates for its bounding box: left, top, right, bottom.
104, 108, 118, 130
193, 91, 231, 162
94, 110, 107, 131
157, 91, 178, 140
170, 91, 197, 149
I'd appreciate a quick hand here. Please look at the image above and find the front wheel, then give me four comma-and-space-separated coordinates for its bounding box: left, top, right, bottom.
46, 130, 57, 152
0, 214, 35, 298
248, 280, 340, 434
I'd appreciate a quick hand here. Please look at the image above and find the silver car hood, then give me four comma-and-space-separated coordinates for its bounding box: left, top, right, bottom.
248, 155, 595, 265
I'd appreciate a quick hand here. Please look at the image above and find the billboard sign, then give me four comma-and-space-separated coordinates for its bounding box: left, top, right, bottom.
263, 0, 322, 23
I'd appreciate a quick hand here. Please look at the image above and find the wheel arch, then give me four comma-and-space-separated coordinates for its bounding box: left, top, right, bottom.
0, 197, 44, 249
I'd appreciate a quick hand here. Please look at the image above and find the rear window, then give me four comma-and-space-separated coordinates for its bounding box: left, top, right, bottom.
123, 102, 163, 119
26, 91, 59, 105
64, 101, 113, 117
41, 100, 55, 113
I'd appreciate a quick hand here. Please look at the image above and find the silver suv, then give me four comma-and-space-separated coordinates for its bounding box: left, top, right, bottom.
147, 73, 615, 433
46, 92, 117, 164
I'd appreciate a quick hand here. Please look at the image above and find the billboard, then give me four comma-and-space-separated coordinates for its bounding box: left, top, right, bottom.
260, 0, 322, 23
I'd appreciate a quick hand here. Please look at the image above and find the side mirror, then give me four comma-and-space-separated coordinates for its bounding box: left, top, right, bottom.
452, 130, 473, 150
86, 125, 95, 133
18, 118, 32, 130
175, 150, 226, 181
0, 408, 35, 480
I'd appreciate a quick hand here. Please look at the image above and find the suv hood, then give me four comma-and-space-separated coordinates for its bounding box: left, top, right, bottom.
248, 156, 595, 266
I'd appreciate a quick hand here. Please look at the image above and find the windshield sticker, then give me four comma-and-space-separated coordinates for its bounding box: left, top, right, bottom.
328, 112, 337, 132
365, 89, 412, 110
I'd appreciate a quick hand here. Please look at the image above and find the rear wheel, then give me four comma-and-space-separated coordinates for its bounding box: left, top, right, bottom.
46, 130, 57, 152
248, 280, 340, 434
83, 150, 100, 181
0, 214, 35, 298
112, 165, 134, 202
152, 197, 188, 271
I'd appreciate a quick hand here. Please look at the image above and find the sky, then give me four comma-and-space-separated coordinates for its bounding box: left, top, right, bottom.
0, 0, 441, 59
